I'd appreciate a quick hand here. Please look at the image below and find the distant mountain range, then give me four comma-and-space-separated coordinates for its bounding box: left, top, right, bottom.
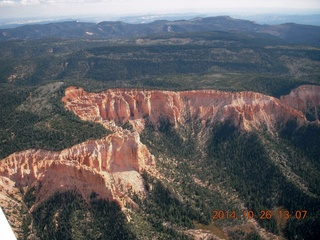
1, 16, 320, 46
1, 13, 320, 240
246, 14, 320, 26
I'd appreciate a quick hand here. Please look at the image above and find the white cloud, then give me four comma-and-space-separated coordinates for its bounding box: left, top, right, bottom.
0, 0, 319, 19
0, 0, 18, 6
21, 0, 42, 5
0, 0, 319, 8
0, 0, 103, 6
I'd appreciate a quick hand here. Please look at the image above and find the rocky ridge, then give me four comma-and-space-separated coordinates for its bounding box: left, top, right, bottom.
62, 86, 308, 132
0, 131, 155, 211
0, 84, 319, 238
280, 85, 320, 121
1, 85, 315, 207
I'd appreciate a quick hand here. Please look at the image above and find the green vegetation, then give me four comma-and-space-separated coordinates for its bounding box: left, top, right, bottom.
140, 117, 320, 239
0, 30, 319, 239
0, 84, 110, 159
25, 190, 135, 240
0, 32, 319, 94
205, 121, 320, 237
140, 118, 244, 227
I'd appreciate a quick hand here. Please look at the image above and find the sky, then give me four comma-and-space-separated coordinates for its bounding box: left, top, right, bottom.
0, 0, 319, 20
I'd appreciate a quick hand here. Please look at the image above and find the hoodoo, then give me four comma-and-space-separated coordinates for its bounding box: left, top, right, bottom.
63, 86, 306, 132
280, 85, 320, 121
0, 131, 155, 210
0, 85, 317, 238
1, 86, 313, 207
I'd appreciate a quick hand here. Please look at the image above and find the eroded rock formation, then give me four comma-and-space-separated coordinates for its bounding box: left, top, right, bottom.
280, 85, 320, 121
0, 131, 155, 210
0, 85, 316, 221
63, 86, 306, 132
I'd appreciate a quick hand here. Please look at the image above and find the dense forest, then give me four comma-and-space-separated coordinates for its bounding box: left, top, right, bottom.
0, 84, 110, 159
140, 117, 320, 239
0, 26, 319, 239
22, 190, 135, 240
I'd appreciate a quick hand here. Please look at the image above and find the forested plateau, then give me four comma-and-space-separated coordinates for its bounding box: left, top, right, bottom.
0, 18, 319, 239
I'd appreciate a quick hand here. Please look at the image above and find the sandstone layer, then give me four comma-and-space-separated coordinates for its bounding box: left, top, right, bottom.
1, 85, 317, 224
280, 85, 320, 121
63, 86, 306, 132
0, 131, 155, 210
1, 85, 318, 238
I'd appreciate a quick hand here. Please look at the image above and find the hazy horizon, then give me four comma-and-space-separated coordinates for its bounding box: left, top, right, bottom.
0, 0, 319, 21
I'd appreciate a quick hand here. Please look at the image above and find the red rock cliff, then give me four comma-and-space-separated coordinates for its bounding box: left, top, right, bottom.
0, 86, 314, 213
63, 86, 306, 131
280, 85, 320, 121
0, 131, 155, 209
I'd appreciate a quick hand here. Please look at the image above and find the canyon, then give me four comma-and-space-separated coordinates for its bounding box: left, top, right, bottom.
0, 84, 319, 238
1, 15, 319, 238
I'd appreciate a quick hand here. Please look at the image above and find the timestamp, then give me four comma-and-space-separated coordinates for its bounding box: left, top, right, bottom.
212, 210, 237, 220
212, 210, 307, 220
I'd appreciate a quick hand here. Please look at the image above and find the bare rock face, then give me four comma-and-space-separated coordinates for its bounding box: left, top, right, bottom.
280, 85, 320, 121
63, 86, 306, 132
0, 131, 155, 210
0, 85, 316, 232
